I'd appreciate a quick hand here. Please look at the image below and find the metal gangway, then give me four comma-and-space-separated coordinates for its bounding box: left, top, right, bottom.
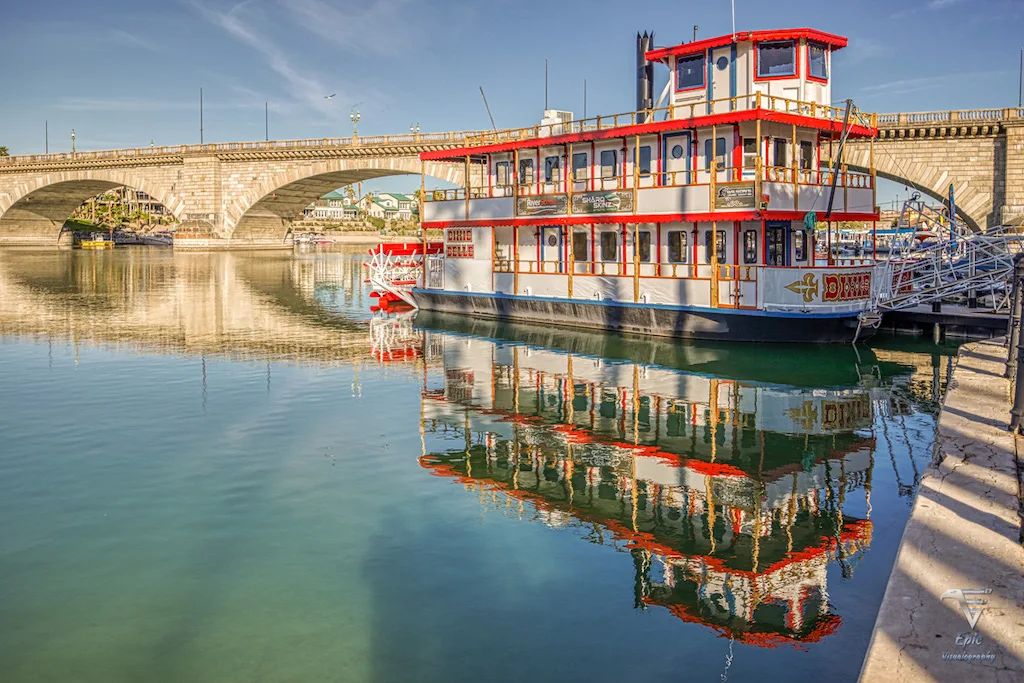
871, 196, 1023, 314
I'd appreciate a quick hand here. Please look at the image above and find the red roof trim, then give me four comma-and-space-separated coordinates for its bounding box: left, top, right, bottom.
422, 209, 879, 230
645, 28, 848, 62
420, 108, 874, 160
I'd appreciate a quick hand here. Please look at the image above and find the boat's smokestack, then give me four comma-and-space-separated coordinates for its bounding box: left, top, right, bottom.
636, 32, 655, 122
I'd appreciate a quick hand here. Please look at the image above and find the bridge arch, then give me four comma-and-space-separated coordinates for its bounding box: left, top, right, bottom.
845, 138, 999, 231
225, 157, 464, 241
0, 170, 182, 244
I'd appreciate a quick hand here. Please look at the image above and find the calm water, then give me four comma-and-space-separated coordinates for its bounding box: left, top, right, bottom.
0, 247, 957, 682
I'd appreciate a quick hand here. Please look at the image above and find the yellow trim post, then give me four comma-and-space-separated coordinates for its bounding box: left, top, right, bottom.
711, 221, 720, 307
633, 225, 641, 302
792, 123, 799, 211
464, 155, 471, 220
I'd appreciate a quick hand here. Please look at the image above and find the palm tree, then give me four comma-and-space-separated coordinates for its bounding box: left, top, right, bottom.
0, 146, 9, 156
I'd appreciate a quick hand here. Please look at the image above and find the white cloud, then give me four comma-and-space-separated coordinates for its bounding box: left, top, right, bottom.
276, 0, 418, 55
192, 1, 348, 119
851, 70, 1009, 100
54, 97, 195, 112
891, 0, 969, 19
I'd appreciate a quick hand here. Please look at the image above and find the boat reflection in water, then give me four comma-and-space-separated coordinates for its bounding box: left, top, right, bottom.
383, 313, 927, 650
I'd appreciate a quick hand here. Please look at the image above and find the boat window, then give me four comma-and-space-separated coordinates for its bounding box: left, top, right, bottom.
704, 230, 727, 263
742, 138, 757, 169
544, 156, 561, 182
773, 138, 788, 168
794, 230, 807, 261
676, 54, 705, 90
704, 137, 727, 170
572, 152, 588, 181
600, 150, 617, 178
572, 232, 588, 262
637, 231, 652, 262
799, 141, 814, 170
743, 230, 758, 264
808, 43, 828, 80
758, 41, 796, 77
667, 230, 688, 263
495, 161, 510, 186
519, 158, 534, 184
633, 146, 652, 176
600, 231, 619, 261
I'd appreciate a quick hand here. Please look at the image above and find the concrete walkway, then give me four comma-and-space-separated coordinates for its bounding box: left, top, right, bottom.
859, 338, 1024, 682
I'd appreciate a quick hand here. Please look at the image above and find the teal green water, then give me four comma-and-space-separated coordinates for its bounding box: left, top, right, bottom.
0, 248, 957, 682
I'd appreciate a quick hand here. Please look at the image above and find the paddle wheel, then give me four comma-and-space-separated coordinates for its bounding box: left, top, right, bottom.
363, 242, 442, 310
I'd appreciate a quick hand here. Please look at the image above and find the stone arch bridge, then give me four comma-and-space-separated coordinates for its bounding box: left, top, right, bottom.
844, 108, 1023, 230
1, 108, 1022, 246
0, 132, 480, 247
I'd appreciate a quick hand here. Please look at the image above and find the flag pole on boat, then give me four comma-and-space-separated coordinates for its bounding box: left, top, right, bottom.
731, 0, 736, 40
479, 86, 497, 131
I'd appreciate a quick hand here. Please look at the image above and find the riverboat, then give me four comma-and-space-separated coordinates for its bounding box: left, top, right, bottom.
372, 27, 884, 343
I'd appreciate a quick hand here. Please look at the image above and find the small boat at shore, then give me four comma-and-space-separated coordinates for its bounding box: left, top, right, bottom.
78, 232, 114, 249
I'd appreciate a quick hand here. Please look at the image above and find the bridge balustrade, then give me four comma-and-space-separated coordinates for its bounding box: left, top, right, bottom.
1, 106, 1021, 167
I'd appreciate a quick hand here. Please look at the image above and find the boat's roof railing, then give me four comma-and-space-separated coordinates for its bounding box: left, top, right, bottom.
458, 93, 876, 150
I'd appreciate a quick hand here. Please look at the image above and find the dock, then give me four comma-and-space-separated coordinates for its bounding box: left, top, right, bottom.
883, 304, 1008, 340
859, 338, 1024, 682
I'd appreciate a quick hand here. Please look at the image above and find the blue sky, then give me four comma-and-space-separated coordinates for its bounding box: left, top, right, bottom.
1, 0, 1022, 198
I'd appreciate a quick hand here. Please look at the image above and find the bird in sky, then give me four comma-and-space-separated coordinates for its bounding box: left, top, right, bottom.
324, 93, 336, 99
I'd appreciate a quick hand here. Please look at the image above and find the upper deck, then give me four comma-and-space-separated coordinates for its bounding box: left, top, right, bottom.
423, 28, 873, 160
419, 27, 878, 230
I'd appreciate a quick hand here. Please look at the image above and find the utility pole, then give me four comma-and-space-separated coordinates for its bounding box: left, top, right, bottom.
200, 87, 204, 144
544, 58, 549, 111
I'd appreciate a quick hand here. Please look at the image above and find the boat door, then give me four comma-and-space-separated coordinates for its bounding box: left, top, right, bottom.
540, 226, 563, 273
662, 132, 691, 186
708, 46, 734, 114
767, 221, 789, 266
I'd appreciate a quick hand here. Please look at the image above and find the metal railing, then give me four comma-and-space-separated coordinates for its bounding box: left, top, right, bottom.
463, 93, 876, 148
876, 107, 1023, 126
0, 130, 490, 167
424, 164, 874, 202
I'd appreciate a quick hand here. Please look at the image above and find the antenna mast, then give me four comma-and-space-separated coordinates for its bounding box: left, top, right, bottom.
479, 86, 497, 131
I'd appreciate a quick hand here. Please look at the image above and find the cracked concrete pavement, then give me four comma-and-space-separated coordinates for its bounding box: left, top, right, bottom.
859, 338, 1024, 683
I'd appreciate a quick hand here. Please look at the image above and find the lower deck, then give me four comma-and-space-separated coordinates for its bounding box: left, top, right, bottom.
426, 220, 878, 319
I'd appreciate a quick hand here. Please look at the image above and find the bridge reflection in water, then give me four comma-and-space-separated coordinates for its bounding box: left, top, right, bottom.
0, 248, 374, 363
401, 315, 948, 650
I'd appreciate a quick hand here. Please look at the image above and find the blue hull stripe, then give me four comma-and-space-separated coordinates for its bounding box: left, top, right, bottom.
411, 289, 860, 320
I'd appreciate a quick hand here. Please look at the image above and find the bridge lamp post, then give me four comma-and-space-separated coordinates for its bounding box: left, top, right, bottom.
350, 109, 361, 139
71, 129, 76, 156
410, 122, 420, 141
